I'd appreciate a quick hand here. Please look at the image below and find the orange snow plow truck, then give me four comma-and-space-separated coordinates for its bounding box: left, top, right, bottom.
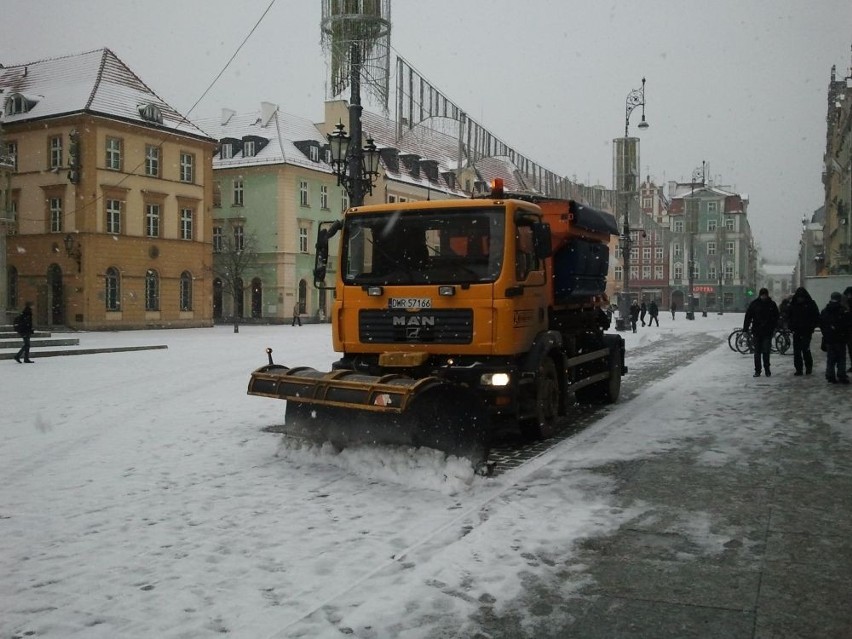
248, 180, 625, 464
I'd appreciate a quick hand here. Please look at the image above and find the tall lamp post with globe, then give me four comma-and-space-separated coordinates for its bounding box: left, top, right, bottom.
615, 78, 649, 330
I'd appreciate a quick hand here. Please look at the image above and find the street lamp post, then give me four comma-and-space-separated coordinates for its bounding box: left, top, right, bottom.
616, 77, 649, 330
327, 44, 382, 207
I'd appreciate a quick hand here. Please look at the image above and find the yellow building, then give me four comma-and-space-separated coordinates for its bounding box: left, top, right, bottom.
1, 48, 216, 329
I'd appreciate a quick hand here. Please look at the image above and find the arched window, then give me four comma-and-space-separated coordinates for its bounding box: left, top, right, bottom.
105, 267, 121, 311
145, 270, 159, 311
180, 271, 192, 311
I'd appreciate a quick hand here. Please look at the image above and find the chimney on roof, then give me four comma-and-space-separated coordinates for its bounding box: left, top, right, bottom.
221, 109, 236, 126
261, 102, 278, 128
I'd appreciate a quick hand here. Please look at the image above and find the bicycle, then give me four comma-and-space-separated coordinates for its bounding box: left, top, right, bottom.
730, 327, 791, 356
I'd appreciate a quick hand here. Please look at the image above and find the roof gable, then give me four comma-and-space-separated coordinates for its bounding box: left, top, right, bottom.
0, 48, 208, 139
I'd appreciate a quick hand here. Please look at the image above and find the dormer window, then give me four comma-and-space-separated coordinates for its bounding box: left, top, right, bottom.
310, 146, 319, 162
138, 103, 164, 124
221, 143, 233, 159
244, 140, 255, 157
5, 92, 37, 116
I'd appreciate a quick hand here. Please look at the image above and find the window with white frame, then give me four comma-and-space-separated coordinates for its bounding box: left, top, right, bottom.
233, 178, 244, 206
213, 226, 223, 253
674, 243, 682, 257
655, 246, 663, 260
180, 152, 194, 183
310, 146, 319, 162
234, 225, 245, 252
388, 194, 397, 203
244, 140, 255, 157
630, 247, 638, 261
726, 241, 735, 255
674, 263, 683, 280
341, 189, 349, 210
642, 197, 652, 208
106, 199, 121, 234
629, 266, 639, 280
673, 219, 684, 232
106, 137, 122, 170
221, 143, 233, 159
642, 247, 651, 261
707, 241, 716, 255
707, 201, 718, 214
145, 145, 160, 177
180, 208, 193, 240
708, 219, 717, 231
725, 217, 735, 231
614, 266, 623, 280
724, 264, 734, 279
180, 271, 192, 311
708, 266, 717, 280
145, 203, 160, 237
320, 185, 329, 210
49, 197, 62, 232
642, 265, 651, 279
145, 270, 159, 311
49, 136, 63, 169
5, 142, 17, 170
654, 265, 663, 279
105, 267, 120, 311
299, 227, 309, 253
299, 180, 309, 206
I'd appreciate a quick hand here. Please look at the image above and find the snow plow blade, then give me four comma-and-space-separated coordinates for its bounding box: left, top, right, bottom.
248, 364, 489, 462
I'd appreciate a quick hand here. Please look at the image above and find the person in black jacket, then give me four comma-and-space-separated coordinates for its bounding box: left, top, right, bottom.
639, 301, 647, 327
648, 300, 660, 327
629, 300, 640, 333
14, 302, 35, 364
819, 292, 851, 384
786, 287, 820, 376
743, 288, 779, 377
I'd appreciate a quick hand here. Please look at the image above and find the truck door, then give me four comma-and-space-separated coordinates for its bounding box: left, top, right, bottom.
512, 223, 548, 339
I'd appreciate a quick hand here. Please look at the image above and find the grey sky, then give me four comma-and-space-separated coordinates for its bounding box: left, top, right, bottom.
2, 0, 850, 263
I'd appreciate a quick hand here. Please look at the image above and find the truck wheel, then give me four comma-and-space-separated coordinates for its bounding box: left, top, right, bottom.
521, 357, 560, 440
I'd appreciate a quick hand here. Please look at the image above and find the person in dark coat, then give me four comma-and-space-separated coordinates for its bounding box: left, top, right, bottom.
786, 287, 820, 376
639, 302, 647, 327
629, 300, 640, 333
14, 302, 35, 363
648, 300, 660, 327
844, 286, 852, 372
819, 291, 851, 384
670, 301, 677, 320
743, 287, 779, 377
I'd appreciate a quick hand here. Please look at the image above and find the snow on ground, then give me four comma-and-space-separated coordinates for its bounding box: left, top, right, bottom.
1, 313, 840, 638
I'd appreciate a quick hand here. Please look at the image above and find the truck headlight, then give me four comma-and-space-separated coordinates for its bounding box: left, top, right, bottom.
480, 372, 510, 387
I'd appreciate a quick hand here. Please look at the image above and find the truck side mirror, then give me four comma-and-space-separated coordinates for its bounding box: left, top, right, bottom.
313, 220, 342, 289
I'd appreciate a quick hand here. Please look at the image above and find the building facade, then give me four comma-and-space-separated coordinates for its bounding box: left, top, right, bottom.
822, 63, 852, 274
2, 49, 215, 329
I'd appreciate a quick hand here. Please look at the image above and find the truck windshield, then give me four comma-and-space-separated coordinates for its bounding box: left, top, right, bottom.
342, 207, 505, 285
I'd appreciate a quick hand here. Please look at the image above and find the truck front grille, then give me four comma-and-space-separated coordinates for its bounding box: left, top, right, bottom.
359, 309, 473, 344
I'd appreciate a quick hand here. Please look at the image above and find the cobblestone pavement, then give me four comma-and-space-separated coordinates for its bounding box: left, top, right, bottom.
473, 334, 852, 639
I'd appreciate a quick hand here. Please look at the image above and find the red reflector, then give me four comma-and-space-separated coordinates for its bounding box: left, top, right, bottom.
490, 178, 504, 198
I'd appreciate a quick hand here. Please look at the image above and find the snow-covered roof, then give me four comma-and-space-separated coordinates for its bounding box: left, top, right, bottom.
194, 106, 332, 173
0, 48, 209, 140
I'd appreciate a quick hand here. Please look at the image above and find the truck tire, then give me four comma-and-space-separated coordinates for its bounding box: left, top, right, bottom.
521, 356, 560, 440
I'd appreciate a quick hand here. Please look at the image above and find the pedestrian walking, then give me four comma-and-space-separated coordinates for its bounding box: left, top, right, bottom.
639, 302, 647, 327
648, 300, 660, 327
670, 301, 677, 320
13, 302, 35, 364
743, 287, 779, 377
291, 303, 302, 327
819, 291, 851, 384
786, 287, 819, 376
629, 300, 640, 333
843, 286, 852, 372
